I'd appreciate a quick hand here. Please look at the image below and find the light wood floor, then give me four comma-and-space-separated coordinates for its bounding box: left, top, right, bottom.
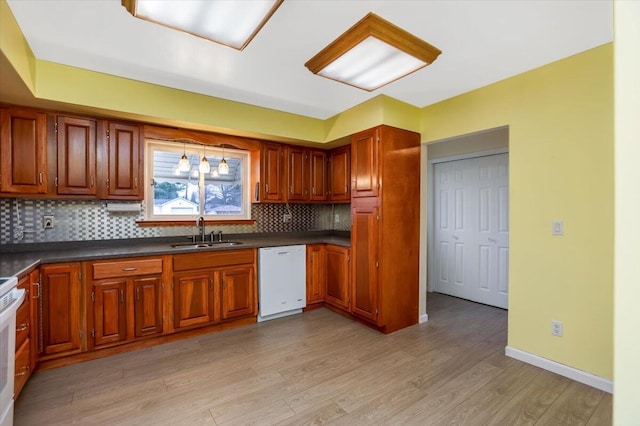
15, 293, 612, 425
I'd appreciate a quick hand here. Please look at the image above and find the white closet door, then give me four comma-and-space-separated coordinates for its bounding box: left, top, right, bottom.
433, 153, 509, 309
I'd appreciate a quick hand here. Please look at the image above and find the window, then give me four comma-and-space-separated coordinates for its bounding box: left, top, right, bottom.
145, 140, 251, 221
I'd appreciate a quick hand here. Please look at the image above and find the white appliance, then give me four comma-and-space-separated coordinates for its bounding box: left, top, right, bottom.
0, 276, 25, 426
258, 245, 306, 322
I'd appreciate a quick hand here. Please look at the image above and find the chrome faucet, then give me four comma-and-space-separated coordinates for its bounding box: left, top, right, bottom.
197, 216, 206, 242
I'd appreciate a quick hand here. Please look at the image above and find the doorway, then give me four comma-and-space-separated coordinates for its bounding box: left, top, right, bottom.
426, 127, 509, 310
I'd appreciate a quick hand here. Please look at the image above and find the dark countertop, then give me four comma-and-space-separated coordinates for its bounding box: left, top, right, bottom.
0, 231, 350, 278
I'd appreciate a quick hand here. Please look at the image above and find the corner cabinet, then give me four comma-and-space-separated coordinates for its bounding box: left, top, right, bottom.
306, 244, 326, 306
329, 145, 350, 202
350, 125, 421, 333
0, 107, 48, 194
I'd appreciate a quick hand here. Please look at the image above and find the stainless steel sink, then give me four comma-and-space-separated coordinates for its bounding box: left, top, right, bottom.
171, 241, 243, 249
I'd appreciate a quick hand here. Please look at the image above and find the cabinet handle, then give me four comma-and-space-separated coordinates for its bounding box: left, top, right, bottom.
134, 177, 138, 189
120, 289, 125, 303
39, 172, 43, 184
90, 174, 95, 188
265, 183, 269, 193
122, 267, 137, 272
345, 185, 348, 193
136, 288, 140, 301
32, 282, 40, 299
16, 323, 29, 332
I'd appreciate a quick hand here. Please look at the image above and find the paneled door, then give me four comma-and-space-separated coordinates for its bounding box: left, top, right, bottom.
433, 153, 509, 309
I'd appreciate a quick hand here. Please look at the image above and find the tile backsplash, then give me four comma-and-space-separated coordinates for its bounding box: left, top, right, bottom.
0, 199, 351, 244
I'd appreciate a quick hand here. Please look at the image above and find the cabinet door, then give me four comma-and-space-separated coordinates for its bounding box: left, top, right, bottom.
262, 142, 284, 201
329, 145, 350, 202
325, 245, 350, 311
306, 244, 326, 304
56, 116, 97, 195
92, 280, 127, 347
40, 263, 83, 357
351, 202, 379, 322
0, 108, 48, 194
286, 146, 308, 201
221, 266, 255, 319
351, 128, 379, 198
106, 122, 142, 199
14, 338, 30, 397
134, 276, 163, 337
173, 271, 216, 329
309, 150, 328, 202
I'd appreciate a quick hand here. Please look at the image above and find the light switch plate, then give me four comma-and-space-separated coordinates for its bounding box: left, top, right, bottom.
552, 220, 564, 236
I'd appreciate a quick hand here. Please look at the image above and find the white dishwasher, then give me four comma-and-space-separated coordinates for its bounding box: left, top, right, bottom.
258, 245, 306, 322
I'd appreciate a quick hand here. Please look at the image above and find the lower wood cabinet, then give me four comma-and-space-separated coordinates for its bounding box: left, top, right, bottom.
39, 263, 83, 359
173, 249, 257, 330
325, 245, 351, 311
306, 244, 326, 305
88, 257, 165, 350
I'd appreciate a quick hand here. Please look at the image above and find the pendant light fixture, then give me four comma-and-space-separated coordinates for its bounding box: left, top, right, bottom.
178, 142, 191, 172
218, 144, 229, 175
199, 145, 210, 174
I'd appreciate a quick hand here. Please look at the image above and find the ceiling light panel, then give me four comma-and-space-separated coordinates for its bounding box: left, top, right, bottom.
306, 13, 442, 91
122, 0, 282, 50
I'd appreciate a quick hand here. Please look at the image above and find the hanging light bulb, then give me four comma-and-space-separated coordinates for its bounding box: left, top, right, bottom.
191, 168, 199, 178
218, 144, 229, 175
210, 169, 219, 178
172, 165, 181, 176
178, 142, 191, 172
199, 145, 210, 174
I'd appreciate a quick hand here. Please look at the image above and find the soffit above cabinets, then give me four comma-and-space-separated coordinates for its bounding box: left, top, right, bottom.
5, 0, 613, 120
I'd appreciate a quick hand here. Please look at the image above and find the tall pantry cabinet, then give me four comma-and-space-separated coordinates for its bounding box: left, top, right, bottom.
350, 125, 421, 333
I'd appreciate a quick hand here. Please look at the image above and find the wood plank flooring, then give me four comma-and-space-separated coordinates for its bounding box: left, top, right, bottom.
14, 293, 612, 425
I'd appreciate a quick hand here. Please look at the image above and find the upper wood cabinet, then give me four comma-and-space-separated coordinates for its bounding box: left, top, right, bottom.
286, 146, 309, 201
56, 115, 97, 195
0, 107, 48, 194
329, 145, 350, 202
261, 142, 285, 202
309, 150, 328, 202
351, 128, 379, 198
104, 122, 143, 199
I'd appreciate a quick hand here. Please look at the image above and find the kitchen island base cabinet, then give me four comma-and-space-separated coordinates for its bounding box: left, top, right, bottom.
39, 263, 83, 359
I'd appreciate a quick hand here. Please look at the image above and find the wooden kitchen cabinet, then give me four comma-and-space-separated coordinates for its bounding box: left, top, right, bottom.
351, 128, 379, 198
261, 142, 285, 202
329, 145, 350, 202
309, 149, 328, 202
88, 257, 165, 349
349, 125, 420, 333
325, 244, 351, 312
173, 270, 218, 329
0, 107, 48, 194
173, 248, 257, 329
286, 146, 309, 201
220, 266, 255, 319
14, 272, 32, 397
351, 199, 379, 322
56, 115, 97, 195
39, 263, 83, 359
306, 244, 326, 305
104, 121, 142, 199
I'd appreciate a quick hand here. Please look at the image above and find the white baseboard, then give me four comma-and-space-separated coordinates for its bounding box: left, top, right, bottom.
505, 346, 613, 394
419, 313, 429, 324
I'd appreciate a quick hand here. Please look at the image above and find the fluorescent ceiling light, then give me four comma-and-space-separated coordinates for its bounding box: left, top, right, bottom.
305, 13, 442, 91
122, 0, 282, 50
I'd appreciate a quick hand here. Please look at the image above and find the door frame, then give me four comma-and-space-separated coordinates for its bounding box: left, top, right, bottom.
424, 147, 509, 304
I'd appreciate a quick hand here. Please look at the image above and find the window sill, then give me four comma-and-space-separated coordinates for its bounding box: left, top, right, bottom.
136, 220, 255, 227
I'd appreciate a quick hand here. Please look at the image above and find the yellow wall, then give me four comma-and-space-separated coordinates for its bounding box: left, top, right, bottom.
422, 44, 614, 379
614, 1, 640, 422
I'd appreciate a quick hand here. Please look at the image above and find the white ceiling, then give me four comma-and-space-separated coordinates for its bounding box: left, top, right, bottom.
6, 0, 613, 120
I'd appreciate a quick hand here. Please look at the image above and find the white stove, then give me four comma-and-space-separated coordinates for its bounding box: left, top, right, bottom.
0, 275, 24, 426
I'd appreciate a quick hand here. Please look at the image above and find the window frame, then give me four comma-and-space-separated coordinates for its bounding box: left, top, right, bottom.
144, 139, 252, 222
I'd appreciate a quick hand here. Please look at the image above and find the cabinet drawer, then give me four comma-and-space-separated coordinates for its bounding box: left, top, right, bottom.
173, 249, 255, 272
14, 338, 31, 397
92, 258, 163, 279
15, 301, 30, 349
